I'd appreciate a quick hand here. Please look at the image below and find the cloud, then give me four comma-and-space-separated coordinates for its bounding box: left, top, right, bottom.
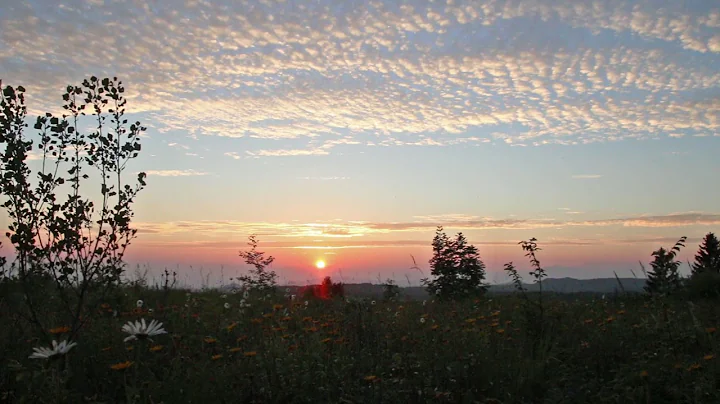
571, 175, 603, 179
134, 212, 720, 240
298, 176, 351, 180
144, 169, 209, 177
1, 0, 718, 156
136, 235, 705, 250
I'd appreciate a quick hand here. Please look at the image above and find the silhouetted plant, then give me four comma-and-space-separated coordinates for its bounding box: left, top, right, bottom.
313, 276, 344, 299
504, 238, 552, 358
382, 278, 401, 301
644, 237, 686, 296
236, 235, 277, 293
0, 241, 6, 279
691, 232, 720, 276
520, 237, 547, 313
502, 262, 527, 296
422, 226, 488, 301
0, 77, 146, 340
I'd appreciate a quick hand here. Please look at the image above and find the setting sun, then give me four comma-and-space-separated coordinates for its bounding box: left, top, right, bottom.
315, 260, 326, 269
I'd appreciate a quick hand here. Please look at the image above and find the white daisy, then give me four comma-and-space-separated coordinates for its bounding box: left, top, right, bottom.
136, 299, 144, 308
224, 302, 231, 309
122, 318, 167, 343
29, 339, 77, 360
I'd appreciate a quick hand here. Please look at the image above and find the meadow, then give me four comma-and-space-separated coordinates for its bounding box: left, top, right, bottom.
1, 280, 718, 404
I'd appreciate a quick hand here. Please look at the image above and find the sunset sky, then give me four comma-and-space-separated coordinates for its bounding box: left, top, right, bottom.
1, 0, 719, 287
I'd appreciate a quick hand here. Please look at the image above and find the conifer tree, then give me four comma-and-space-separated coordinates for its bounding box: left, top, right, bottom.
691, 232, 720, 275
644, 237, 685, 296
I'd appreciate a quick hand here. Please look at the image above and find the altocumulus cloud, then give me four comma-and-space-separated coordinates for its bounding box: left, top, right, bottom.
1, 0, 719, 157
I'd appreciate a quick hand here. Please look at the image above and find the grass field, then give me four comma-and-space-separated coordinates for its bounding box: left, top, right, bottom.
1, 283, 719, 403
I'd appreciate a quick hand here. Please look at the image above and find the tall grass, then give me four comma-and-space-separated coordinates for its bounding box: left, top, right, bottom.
1, 278, 718, 403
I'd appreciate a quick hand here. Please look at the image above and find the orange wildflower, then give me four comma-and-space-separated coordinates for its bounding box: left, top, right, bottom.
110, 361, 133, 371
49, 326, 71, 335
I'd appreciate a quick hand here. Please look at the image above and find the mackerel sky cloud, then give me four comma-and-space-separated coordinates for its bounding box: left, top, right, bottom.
1, 0, 719, 285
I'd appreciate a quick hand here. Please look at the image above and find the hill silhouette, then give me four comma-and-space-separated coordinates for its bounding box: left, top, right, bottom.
220, 277, 646, 299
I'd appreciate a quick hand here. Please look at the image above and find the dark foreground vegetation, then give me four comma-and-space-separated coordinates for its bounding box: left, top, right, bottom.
0, 282, 719, 403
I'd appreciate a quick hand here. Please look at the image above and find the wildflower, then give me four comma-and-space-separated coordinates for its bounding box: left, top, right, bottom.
371, 300, 376, 305
148, 308, 154, 314
122, 319, 167, 342
224, 303, 231, 309
639, 370, 648, 378
220, 294, 227, 299
226, 322, 238, 332
244, 351, 257, 357
136, 299, 144, 308
364, 375, 378, 382
29, 339, 77, 360
228, 347, 242, 353
704, 354, 715, 361
420, 317, 426, 324
149, 345, 164, 352
243, 290, 250, 299
706, 327, 717, 334
49, 326, 71, 335
110, 361, 133, 371
687, 363, 702, 372
304, 301, 309, 306
422, 300, 427, 306
204, 337, 217, 344
211, 354, 223, 360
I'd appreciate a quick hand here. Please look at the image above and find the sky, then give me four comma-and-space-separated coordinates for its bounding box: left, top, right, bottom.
1, 0, 719, 287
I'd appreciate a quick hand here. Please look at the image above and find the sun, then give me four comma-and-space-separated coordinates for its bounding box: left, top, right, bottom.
315, 259, 326, 269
